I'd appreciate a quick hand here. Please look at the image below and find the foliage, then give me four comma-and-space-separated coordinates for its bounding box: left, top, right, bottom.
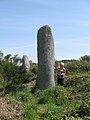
35, 86, 69, 106
10, 88, 37, 120
20, 103, 37, 120
64, 55, 90, 74
80, 55, 90, 62
0, 53, 90, 119
0, 52, 37, 93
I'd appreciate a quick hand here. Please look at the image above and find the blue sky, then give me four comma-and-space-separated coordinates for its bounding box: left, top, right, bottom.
0, 0, 90, 62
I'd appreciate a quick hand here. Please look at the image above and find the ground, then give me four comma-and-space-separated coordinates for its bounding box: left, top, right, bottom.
0, 80, 35, 119
0, 97, 22, 119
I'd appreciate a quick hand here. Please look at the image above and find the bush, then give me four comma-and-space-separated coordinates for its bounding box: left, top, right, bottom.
35, 86, 69, 106
21, 103, 37, 120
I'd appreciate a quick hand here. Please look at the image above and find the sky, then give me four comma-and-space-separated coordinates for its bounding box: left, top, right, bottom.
0, 0, 90, 62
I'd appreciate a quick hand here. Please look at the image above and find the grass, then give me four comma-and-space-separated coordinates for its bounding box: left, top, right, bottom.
0, 73, 90, 120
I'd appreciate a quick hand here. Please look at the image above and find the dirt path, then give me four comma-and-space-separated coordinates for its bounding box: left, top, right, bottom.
0, 97, 22, 119
23, 80, 36, 88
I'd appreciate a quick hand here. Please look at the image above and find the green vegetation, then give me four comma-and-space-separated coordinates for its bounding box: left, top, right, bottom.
0, 51, 90, 120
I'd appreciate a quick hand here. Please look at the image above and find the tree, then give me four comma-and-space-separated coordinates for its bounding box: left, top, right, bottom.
0, 50, 3, 60
80, 55, 90, 62
4, 54, 12, 62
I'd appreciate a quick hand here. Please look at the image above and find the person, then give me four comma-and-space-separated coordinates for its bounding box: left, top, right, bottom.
57, 62, 66, 86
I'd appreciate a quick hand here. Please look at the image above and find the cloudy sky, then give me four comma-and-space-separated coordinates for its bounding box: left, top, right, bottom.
0, 0, 90, 62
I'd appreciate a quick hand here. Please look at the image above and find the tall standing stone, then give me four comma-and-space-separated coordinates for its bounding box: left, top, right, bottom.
22, 55, 30, 71
36, 25, 55, 89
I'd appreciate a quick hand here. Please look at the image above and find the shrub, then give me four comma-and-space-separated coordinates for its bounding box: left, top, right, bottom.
35, 86, 69, 106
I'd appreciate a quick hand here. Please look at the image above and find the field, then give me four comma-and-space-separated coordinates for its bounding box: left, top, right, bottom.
0, 53, 90, 120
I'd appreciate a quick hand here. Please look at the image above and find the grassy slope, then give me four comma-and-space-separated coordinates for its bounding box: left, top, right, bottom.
0, 73, 90, 120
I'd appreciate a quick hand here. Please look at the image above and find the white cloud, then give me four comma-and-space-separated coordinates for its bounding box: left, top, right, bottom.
55, 36, 90, 44
55, 36, 90, 60
4, 44, 36, 51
